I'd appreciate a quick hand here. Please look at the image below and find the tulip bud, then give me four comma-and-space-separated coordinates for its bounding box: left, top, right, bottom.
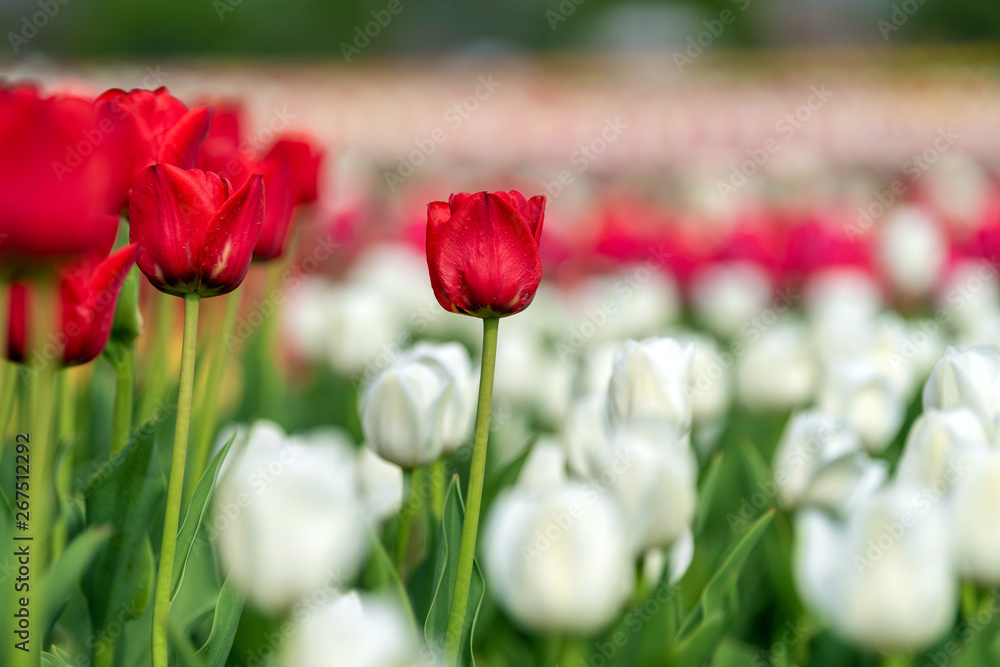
690, 261, 773, 339
426, 191, 544, 318
129, 164, 264, 298
877, 206, 947, 296
598, 421, 698, 553
361, 343, 473, 468
923, 346, 1000, 438
952, 451, 1000, 584
773, 410, 881, 512
356, 445, 403, 524
285, 592, 417, 667
818, 361, 905, 453
482, 466, 633, 634
606, 337, 694, 432
794, 484, 957, 653
214, 421, 367, 613
896, 407, 988, 493
736, 320, 818, 412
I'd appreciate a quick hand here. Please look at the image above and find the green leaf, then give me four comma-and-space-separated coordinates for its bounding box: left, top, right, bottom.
171, 432, 237, 600
680, 510, 774, 637
675, 609, 729, 667
694, 452, 724, 536
423, 477, 484, 666
361, 527, 418, 636
41, 650, 74, 667
194, 576, 246, 666
168, 619, 204, 667
42, 524, 112, 633
82, 419, 162, 636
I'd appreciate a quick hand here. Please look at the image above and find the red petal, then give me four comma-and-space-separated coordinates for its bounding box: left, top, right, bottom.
62, 244, 138, 364
159, 106, 212, 170
199, 173, 264, 296
432, 192, 542, 317
426, 201, 454, 312
129, 164, 228, 296
253, 157, 295, 261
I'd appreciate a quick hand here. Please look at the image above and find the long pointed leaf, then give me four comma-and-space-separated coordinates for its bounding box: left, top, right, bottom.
194, 576, 246, 667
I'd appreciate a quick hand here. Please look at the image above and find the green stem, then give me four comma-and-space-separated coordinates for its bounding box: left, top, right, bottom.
151, 293, 200, 667
93, 638, 115, 667
52, 370, 75, 561
138, 293, 175, 424
443, 317, 498, 667
110, 342, 135, 455
559, 636, 589, 667
185, 289, 240, 505
962, 583, 978, 620
879, 655, 913, 667
430, 458, 446, 519
0, 360, 16, 458
396, 468, 422, 579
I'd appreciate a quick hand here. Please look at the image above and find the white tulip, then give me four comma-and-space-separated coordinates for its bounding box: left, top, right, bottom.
877, 206, 947, 296
680, 331, 733, 428
599, 421, 698, 553
935, 259, 1000, 338
896, 408, 988, 493
606, 338, 694, 432
356, 445, 404, 524
285, 592, 417, 667
736, 319, 818, 412
482, 482, 633, 634
923, 346, 1000, 437
690, 261, 773, 339
571, 341, 618, 400
794, 483, 957, 653
773, 410, 869, 511
325, 283, 403, 375
805, 268, 882, 362
215, 422, 367, 613
952, 450, 1000, 584
563, 270, 680, 343
361, 343, 472, 468
562, 394, 612, 479
818, 361, 905, 453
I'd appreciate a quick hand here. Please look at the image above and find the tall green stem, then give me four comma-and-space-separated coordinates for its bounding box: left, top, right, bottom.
52, 371, 75, 561
138, 293, 175, 424
396, 468, 422, 579
151, 293, 200, 667
185, 290, 240, 504
430, 458, 446, 519
110, 342, 135, 455
443, 317, 498, 667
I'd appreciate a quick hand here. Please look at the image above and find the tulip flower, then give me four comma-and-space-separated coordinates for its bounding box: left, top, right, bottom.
426, 191, 545, 318
606, 337, 694, 433
794, 483, 957, 653
689, 261, 773, 339
818, 361, 905, 453
214, 421, 367, 613
356, 446, 404, 524
7, 245, 139, 366
0, 84, 122, 270
96, 87, 212, 208
895, 407, 988, 492
286, 592, 418, 667
736, 320, 818, 411
129, 164, 264, 297
265, 133, 324, 206
877, 206, 947, 297
482, 445, 633, 634
923, 346, 1000, 438
952, 450, 1000, 584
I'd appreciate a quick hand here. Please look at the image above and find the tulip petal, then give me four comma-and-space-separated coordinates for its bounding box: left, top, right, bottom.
426, 201, 454, 312
129, 164, 229, 295
63, 244, 139, 364
158, 106, 213, 170
432, 192, 542, 317
199, 173, 264, 296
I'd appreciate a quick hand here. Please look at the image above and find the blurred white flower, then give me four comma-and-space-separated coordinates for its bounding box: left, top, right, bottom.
356, 445, 404, 524
772, 410, 883, 512
571, 341, 618, 400
818, 361, 905, 453
285, 592, 417, 667
895, 407, 988, 493
562, 394, 612, 479
794, 483, 957, 653
606, 337, 694, 432
215, 422, 367, 614
952, 450, 1000, 585
877, 206, 947, 296
935, 260, 1000, 338
361, 343, 473, 468
923, 346, 1000, 438
805, 268, 883, 362
736, 319, 818, 412
599, 421, 698, 553
690, 261, 773, 339
563, 269, 680, 344
347, 243, 436, 316
482, 476, 633, 634
680, 331, 733, 429
495, 326, 572, 425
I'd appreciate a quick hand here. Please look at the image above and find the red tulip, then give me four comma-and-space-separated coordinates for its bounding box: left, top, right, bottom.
426, 191, 545, 318
253, 155, 295, 261
265, 134, 323, 205
97, 87, 212, 209
0, 84, 122, 272
7, 244, 139, 366
129, 164, 264, 297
